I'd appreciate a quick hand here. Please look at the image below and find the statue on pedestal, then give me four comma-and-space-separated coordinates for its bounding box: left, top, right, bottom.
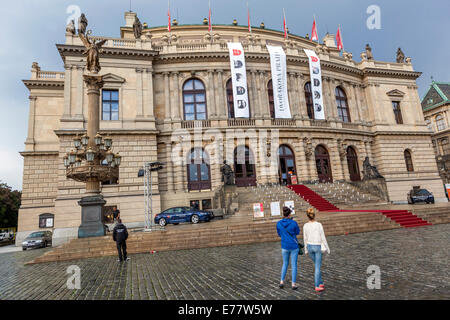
78, 13, 88, 35
363, 156, 384, 180
221, 161, 235, 185
133, 16, 143, 39
79, 31, 107, 73
396, 48, 405, 63
365, 44, 373, 60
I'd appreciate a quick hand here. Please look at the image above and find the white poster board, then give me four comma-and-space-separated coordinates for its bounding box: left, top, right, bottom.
270, 201, 281, 216
46, 218, 53, 228
266, 45, 292, 118
253, 203, 264, 218
304, 49, 325, 120
227, 42, 250, 118
284, 200, 295, 215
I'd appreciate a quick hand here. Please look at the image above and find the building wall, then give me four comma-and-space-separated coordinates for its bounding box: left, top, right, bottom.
17, 21, 447, 245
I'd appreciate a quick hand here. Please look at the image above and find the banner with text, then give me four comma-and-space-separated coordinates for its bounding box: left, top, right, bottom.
304, 49, 325, 120
227, 42, 250, 118
266, 45, 291, 118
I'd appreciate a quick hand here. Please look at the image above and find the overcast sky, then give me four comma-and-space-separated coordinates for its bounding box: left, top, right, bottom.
0, 0, 449, 191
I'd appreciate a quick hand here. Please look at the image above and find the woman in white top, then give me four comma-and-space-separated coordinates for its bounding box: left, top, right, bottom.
303, 208, 330, 292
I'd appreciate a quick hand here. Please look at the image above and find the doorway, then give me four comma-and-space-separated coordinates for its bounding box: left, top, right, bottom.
346, 146, 361, 181
278, 145, 297, 185
234, 146, 257, 187
315, 145, 333, 183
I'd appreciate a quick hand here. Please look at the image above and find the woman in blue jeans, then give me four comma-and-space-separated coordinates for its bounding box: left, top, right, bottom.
303, 208, 330, 292
276, 207, 300, 290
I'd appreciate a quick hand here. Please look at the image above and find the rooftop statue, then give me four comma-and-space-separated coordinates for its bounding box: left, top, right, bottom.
396, 47, 405, 63
79, 31, 107, 73
365, 44, 373, 60
78, 13, 88, 35
66, 19, 76, 35
133, 16, 143, 39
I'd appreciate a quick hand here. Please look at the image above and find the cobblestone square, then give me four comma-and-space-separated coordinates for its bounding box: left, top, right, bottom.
0, 224, 449, 300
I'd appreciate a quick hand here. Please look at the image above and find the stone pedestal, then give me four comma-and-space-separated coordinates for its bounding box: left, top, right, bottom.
78, 195, 106, 238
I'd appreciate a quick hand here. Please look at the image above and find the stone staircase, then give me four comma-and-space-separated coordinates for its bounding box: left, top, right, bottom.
235, 184, 310, 218
305, 181, 385, 208
27, 209, 406, 265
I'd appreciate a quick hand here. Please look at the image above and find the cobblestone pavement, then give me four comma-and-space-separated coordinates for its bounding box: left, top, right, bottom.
0, 224, 449, 300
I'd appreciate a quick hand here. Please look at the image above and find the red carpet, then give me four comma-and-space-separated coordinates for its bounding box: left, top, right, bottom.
288, 185, 339, 211
287, 185, 431, 228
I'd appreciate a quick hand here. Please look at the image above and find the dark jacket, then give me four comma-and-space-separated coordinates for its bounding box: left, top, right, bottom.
113, 223, 128, 243
276, 218, 300, 250
113, 209, 120, 219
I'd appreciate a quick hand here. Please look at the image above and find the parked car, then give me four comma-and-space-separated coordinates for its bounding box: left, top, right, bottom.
155, 207, 214, 227
22, 231, 53, 250
407, 189, 435, 204
0, 233, 7, 242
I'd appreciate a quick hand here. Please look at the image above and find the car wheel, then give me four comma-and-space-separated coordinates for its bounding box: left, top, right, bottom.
22, 248, 26, 251
173, 223, 179, 225
191, 214, 199, 224
159, 218, 167, 227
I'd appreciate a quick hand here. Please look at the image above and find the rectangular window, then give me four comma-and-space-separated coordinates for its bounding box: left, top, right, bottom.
202, 199, 212, 210
102, 90, 119, 120
392, 101, 403, 124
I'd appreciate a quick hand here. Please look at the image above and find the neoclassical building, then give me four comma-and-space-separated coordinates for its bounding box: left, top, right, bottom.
422, 80, 450, 184
18, 11, 446, 245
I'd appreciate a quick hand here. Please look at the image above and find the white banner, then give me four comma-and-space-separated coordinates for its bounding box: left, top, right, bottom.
227, 42, 250, 118
304, 49, 325, 120
266, 45, 291, 118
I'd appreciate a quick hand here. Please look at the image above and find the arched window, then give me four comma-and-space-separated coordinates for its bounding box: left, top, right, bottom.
226, 79, 235, 118
404, 150, 414, 172
187, 148, 211, 191
335, 87, 351, 123
304, 82, 314, 119
436, 114, 446, 131
268, 80, 275, 118
183, 78, 207, 120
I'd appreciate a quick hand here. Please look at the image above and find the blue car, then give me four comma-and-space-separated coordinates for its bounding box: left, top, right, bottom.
407, 189, 435, 204
154, 207, 214, 227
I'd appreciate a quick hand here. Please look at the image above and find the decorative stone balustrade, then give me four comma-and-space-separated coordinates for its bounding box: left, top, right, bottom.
37, 71, 65, 80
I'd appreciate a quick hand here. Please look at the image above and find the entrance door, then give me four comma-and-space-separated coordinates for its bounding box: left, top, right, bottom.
315, 145, 333, 183
278, 145, 297, 185
346, 146, 361, 181
234, 146, 257, 187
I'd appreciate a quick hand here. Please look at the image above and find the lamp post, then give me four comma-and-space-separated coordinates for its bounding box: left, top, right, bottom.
63, 16, 121, 238
138, 162, 164, 231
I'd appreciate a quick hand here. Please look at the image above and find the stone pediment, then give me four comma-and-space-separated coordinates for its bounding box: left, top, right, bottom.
102, 73, 126, 84
386, 89, 405, 97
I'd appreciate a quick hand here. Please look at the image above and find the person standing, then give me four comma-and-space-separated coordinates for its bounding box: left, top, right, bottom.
113, 218, 129, 262
112, 206, 121, 222
303, 208, 330, 292
276, 207, 301, 290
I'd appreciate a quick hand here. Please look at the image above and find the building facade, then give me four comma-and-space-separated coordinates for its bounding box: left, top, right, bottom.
17, 12, 446, 245
422, 80, 450, 185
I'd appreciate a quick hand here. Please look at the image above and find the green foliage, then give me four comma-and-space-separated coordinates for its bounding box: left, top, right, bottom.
0, 181, 21, 228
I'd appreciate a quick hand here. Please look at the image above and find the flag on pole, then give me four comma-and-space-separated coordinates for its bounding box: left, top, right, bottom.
167, 0, 171, 32
283, 8, 288, 39
208, 0, 212, 33
336, 25, 344, 51
247, 2, 251, 33
311, 16, 318, 41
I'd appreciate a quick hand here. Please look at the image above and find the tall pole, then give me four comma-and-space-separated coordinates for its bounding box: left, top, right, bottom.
83, 75, 104, 195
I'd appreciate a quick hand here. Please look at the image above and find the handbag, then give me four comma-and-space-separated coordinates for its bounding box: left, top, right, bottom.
281, 224, 304, 255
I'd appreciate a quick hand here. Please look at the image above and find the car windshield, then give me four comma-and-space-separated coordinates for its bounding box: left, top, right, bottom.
28, 232, 45, 238
416, 190, 430, 196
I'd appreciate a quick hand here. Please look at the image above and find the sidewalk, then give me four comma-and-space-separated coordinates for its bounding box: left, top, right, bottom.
0, 244, 21, 254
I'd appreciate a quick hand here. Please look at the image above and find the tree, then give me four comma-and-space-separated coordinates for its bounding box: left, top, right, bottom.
0, 181, 21, 228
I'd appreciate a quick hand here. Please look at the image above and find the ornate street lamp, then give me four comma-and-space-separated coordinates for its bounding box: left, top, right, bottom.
86, 148, 95, 162
104, 136, 113, 149
81, 135, 89, 147
73, 136, 82, 149
94, 133, 103, 146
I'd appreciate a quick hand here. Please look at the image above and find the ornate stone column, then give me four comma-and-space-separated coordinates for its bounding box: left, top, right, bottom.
74, 65, 85, 120
250, 70, 260, 118
207, 70, 216, 119
135, 68, 144, 118
288, 72, 299, 118
25, 96, 37, 150
170, 72, 181, 121
258, 71, 269, 118
324, 78, 338, 121
165, 142, 174, 192
217, 70, 227, 119
62, 65, 72, 119
296, 74, 308, 119
163, 72, 171, 122
145, 69, 155, 119
349, 83, 361, 122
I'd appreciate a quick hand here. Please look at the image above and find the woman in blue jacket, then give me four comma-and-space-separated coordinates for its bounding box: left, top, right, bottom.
276, 207, 300, 290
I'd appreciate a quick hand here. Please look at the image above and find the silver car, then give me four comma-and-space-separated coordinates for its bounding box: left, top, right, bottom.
22, 231, 52, 250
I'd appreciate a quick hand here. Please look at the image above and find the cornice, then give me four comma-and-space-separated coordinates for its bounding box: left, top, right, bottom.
362, 68, 422, 80
54, 129, 160, 136
22, 80, 64, 90
20, 151, 59, 156
56, 44, 159, 62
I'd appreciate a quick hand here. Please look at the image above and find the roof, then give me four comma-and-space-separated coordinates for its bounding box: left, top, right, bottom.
421, 81, 450, 111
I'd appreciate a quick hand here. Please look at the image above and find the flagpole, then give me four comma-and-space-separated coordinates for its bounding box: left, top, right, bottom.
209, 0, 212, 42
283, 8, 288, 40
247, 1, 251, 34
